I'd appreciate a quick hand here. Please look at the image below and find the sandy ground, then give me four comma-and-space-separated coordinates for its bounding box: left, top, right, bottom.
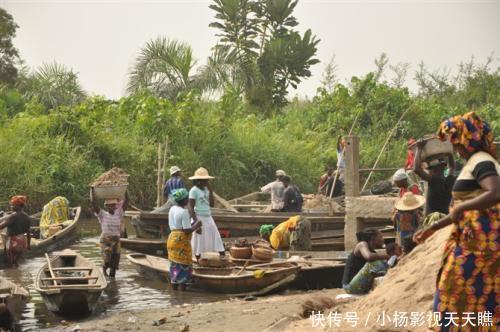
49, 289, 344, 332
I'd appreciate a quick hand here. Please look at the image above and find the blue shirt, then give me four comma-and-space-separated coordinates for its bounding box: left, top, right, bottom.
189, 186, 211, 216
163, 176, 185, 198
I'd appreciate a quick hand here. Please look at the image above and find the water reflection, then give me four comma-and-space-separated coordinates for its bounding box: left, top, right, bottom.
1, 217, 226, 331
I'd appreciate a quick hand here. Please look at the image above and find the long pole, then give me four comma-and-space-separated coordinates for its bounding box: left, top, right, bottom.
328, 108, 362, 198
360, 106, 412, 192
156, 143, 162, 208
160, 136, 169, 206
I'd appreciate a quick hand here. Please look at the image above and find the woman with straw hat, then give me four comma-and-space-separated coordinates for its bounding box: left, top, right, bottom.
392, 192, 425, 253
188, 167, 225, 259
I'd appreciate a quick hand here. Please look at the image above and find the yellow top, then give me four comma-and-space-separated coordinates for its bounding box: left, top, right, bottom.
40, 196, 69, 239
269, 215, 300, 250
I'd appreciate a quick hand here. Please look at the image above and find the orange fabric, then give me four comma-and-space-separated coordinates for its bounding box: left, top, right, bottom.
10, 196, 27, 206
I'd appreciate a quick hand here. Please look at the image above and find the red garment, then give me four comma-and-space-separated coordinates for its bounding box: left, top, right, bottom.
6, 234, 27, 264
10, 195, 27, 206
404, 149, 415, 170
399, 184, 420, 198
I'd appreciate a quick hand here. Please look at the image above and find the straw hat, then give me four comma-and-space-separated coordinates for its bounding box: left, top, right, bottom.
395, 192, 425, 211
275, 170, 286, 177
189, 167, 215, 180
169, 166, 182, 176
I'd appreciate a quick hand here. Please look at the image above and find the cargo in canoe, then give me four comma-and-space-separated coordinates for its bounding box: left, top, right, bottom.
0, 207, 81, 263
34, 249, 107, 314
0, 277, 29, 329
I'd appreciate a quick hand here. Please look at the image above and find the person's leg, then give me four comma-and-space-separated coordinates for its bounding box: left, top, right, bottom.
345, 260, 387, 294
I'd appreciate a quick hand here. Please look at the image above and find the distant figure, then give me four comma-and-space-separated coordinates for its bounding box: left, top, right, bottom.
90, 188, 128, 277
318, 166, 343, 197
163, 166, 186, 201
261, 170, 286, 212
188, 167, 225, 259
342, 228, 390, 294
259, 216, 311, 251
392, 169, 421, 198
414, 140, 456, 214
167, 188, 201, 291
280, 175, 303, 213
336, 136, 346, 180
404, 138, 417, 170
392, 192, 425, 252
39, 196, 70, 239
0, 196, 31, 267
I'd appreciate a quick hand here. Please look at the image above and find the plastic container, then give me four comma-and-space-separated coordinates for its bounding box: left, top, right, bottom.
409, 135, 453, 162
92, 184, 128, 200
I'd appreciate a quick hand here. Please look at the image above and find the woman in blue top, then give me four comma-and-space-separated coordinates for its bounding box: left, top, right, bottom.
188, 167, 225, 260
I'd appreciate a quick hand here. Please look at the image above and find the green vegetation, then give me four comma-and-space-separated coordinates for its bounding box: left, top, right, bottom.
0, 3, 498, 212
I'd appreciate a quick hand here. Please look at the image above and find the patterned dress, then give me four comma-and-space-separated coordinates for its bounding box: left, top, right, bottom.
434, 151, 499, 330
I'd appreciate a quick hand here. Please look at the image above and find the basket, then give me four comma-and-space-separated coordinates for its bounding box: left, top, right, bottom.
92, 184, 128, 200
229, 246, 252, 259
409, 135, 453, 162
252, 246, 274, 262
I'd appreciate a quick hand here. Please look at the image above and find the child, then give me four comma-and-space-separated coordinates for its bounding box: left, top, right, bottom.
392, 192, 425, 254
385, 242, 402, 268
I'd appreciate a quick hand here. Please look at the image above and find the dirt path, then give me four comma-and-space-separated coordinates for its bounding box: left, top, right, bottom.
50, 289, 343, 332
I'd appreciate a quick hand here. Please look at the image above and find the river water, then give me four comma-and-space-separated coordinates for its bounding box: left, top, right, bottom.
0, 218, 226, 331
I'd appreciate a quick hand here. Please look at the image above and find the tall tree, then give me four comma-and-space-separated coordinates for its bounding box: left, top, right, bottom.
321, 55, 338, 92
0, 8, 20, 86
209, 0, 320, 109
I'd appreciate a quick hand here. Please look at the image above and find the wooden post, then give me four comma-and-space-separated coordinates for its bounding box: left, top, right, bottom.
344, 136, 360, 197
160, 136, 169, 206
156, 143, 162, 209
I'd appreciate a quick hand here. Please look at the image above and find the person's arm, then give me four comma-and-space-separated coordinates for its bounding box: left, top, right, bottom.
0, 216, 13, 230
413, 141, 432, 182
188, 198, 198, 222
90, 188, 100, 214
357, 242, 390, 261
207, 183, 214, 208
261, 182, 272, 193
414, 174, 500, 244
281, 189, 291, 212
447, 154, 456, 175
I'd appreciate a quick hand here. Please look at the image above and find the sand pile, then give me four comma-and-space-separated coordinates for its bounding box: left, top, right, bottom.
286, 226, 452, 332
91, 167, 129, 186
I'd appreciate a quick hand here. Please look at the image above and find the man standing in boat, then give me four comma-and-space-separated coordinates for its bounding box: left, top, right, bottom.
261, 170, 287, 212
0, 196, 31, 267
90, 188, 128, 278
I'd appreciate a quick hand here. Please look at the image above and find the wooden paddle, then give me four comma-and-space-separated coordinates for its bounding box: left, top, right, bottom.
235, 260, 250, 276
45, 253, 58, 286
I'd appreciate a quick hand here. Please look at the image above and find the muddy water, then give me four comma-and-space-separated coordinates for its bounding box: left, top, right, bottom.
0, 218, 226, 331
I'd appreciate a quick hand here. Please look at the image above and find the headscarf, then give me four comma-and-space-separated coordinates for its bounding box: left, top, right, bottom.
438, 111, 496, 157
10, 195, 27, 206
259, 224, 274, 236
171, 188, 189, 203
392, 169, 408, 182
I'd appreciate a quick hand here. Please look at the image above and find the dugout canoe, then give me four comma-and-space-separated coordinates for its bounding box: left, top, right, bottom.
34, 249, 107, 314
0, 207, 81, 262
120, 238, 167, 256
0, 277, 29, 329
126, 253, 300, 295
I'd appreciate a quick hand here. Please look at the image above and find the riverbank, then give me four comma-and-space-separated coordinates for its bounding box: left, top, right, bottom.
49, 289, 344, 331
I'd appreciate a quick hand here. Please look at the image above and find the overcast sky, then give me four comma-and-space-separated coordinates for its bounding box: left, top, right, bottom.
2, 0, 499, 99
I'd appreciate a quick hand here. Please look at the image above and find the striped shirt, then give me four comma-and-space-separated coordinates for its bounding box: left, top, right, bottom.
95, 200, 124, 236
163, 176, 185, 198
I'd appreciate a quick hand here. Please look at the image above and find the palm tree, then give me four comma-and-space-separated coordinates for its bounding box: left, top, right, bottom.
20, 62, 86, 109
128, 37, 217, 101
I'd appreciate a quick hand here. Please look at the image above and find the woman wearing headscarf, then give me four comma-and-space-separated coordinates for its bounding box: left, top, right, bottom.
0, 196, 31, 266
167, 188, 201, 291
188, 167, 225, 259
413, 112, 499, 329
259, 215, 312, 251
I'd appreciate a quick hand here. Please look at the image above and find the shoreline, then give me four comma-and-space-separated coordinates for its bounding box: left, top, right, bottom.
47, 288, 344, 331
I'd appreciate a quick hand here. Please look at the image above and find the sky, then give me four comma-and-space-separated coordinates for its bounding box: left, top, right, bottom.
2, 0, 499, 100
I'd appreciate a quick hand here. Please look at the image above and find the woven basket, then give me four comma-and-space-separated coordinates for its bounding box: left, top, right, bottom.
229, 246, 252, 259
252, 246, 274, 262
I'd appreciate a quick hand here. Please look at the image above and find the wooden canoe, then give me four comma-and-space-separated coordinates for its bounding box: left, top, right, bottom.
126, 253, 300, 295
0, 207, 81, 261
121, 238, 166, 256
34, 249, 107, 314
0, 277, 29, 329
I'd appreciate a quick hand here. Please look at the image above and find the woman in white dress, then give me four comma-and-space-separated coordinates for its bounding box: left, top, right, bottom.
188, 167, 225, 259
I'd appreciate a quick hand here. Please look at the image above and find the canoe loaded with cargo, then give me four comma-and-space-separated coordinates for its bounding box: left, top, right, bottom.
34, 249, 107, 314
0, 207, 81, 262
